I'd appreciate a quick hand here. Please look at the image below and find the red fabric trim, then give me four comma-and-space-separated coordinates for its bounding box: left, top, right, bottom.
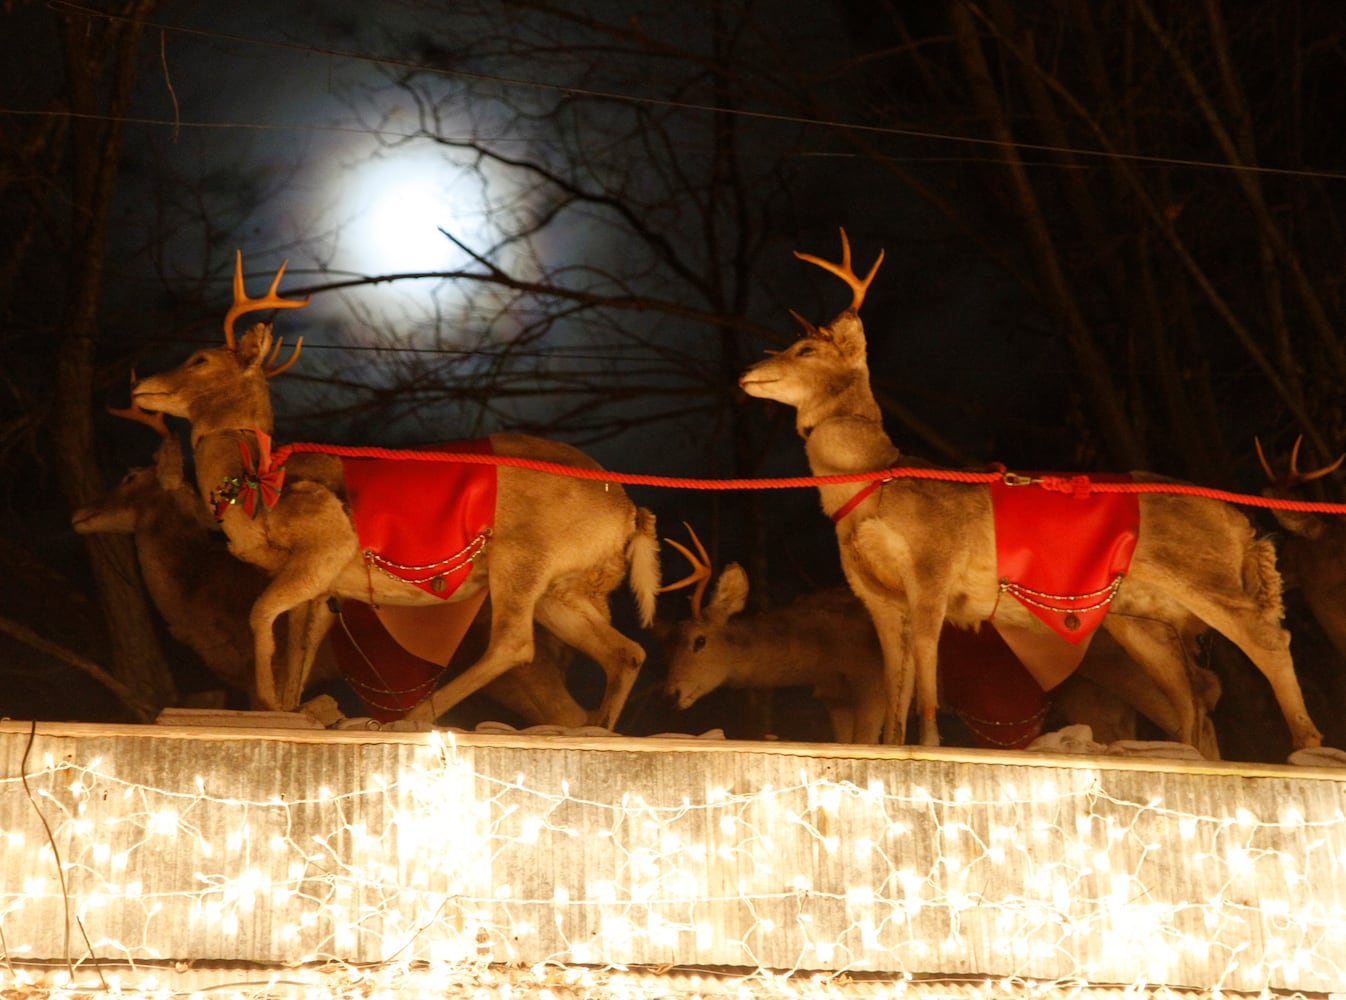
938, 624, 1048, 749
831, 477, 885, 523
342, 439, 498, 600
328, 601, 443, 720
991, 473, 1139, 643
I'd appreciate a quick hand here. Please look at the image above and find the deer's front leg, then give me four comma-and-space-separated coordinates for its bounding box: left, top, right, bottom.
248, 597, 284, 711
906, 605, 945, 747
863, 603, 912, 745
279, 598, 336, 710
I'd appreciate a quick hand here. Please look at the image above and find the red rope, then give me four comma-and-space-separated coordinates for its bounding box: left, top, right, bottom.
270, 441, 1346, 515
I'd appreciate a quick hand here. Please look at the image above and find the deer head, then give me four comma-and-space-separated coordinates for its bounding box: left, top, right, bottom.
1254, 434, 1344, 541
72, 402, 209, 534
131, 254, 309, 428
658, 523, 754, 708
738, 228, 885, 426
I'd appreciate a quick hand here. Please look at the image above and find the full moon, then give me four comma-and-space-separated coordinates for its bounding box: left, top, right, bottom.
342, 148, 476, 275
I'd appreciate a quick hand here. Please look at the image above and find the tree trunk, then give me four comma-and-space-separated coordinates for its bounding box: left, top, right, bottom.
50, 0, 177, 714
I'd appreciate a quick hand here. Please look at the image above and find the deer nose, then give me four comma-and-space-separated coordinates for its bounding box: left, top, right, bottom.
665, 685, 696, 710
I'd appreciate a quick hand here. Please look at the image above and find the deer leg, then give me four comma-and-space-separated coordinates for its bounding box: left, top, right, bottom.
863, 605, 912, 745
908, 614, 944, 747
535, 594, 646, 731
1168, 583, 1322, 750
850, 674, 887, 745
483, 654, 590, 729
403, 577, 548, 724
1207, 620, 1320, 750
1098, 615, 1199, 746
821, 701, 856, 744
279, 598, 335, 710
247, 558, 346, 711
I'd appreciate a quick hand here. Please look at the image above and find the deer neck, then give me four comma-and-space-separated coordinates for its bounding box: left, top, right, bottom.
797, 374, 899, 472
725, 615, 841, 688
186, 374, 274, 447
191, 428, 273, 516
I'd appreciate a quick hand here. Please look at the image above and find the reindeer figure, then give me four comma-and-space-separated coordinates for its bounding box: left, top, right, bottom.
658, 524, 886, 742
131, 253, 660, 722
739, 228, 1321, 751
658, 525, 1223, 753
1256, 436, 1346, 662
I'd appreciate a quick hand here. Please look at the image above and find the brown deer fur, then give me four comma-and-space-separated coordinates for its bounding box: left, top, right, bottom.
738, 230, 1321, 751
131, 265, 660, 724
71, 430, 338, 703
71, 438, 595, 724
1256, 439, 1346, 664
661, 567, 1221, 754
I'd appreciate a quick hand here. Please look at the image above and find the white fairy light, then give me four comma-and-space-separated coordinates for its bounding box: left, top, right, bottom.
4, 729, 1346, 999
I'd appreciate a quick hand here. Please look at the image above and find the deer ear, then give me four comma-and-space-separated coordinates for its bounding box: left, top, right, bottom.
706, 563, 749, 624
236, 322, 275, 370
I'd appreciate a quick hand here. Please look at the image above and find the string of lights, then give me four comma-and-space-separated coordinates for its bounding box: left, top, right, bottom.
2, 722, 1344, 998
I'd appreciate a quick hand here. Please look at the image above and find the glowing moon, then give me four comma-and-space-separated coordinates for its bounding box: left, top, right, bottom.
343, 149, 471, 274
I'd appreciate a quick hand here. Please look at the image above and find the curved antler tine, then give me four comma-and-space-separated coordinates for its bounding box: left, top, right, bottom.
1257, 433, 1345, 487
263, 335, 304, 379
1253, 436, 1277, 483
788, 308, 825, 341
792, 227, 885, 312
223, 251, 312, 349
107, 401, 169, 439
1288, 435, 1305, 478
657, 522, 714, 620
1305, 452, 1346, 481
1290, 432, 1345, 482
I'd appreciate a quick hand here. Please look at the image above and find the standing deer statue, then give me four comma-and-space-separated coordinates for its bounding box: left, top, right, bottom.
1256, 436, 1346, 662
658, 525, 1222, 754
71, 403, 591, 727
130, 253, 660, 724
738, 228, 1322, 752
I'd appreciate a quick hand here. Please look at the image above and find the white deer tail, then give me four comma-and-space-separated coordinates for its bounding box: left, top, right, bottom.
626, 507, 661, 627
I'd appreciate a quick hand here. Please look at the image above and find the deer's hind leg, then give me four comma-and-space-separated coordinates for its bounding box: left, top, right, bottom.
534, 592, 646, 731
1097, 614, 1201, 749
1164, 536, 1321, 751
404, 572, 549, 725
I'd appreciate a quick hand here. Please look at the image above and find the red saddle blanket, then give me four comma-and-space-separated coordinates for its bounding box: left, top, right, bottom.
990, 474, 1139, 690
342, 439, 498, 601
939, 624, 1049, 749
327, 597, 485, 721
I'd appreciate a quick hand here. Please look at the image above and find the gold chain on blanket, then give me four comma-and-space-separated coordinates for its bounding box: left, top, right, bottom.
998, 573, 1125, 615
363, 529, 492, 593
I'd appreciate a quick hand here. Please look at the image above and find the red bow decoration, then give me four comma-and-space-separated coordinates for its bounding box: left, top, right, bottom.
211, 428, 287, 520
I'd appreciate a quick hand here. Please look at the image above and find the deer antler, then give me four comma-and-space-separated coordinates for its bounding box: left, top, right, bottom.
1255, 435, 1345, 491
223, 250, 310, 353
792, 227, 885, 313
658, 522, 713, 621
108, 399, 169, 439
262, 327, 303, 379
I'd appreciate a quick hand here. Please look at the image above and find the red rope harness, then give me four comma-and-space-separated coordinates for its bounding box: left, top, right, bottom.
270, 442, 1346, 516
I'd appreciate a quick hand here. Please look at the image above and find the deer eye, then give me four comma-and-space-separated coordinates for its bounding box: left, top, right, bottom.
693, 635, 707, 652
796, 344, 815, 357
